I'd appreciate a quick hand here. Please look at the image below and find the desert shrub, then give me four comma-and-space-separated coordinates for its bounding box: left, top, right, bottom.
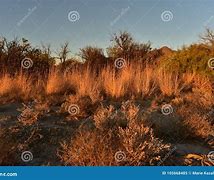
177, 73, 214, 107
118, 120, 171, 165
79, 46, 107, 64
58, 129, 117, 166
94, 101, 141, 130
177, 105, 214, 139
58, 101, 171, 166
184, 114, 214, 139
107, 31, 152, 61
93, 104, 116, 129
58, 116, 171, 166
60, 94, 100, 120
190, 75, 214, 106
160, 44, 214, 78
94, 104, 128, 130
17, 105, 39, 126
58, 58, 83, 72
0, 38, 55, 76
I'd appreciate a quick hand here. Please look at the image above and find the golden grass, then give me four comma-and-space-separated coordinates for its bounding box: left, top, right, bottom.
58, 110, 171, 166
156, 69, 181, 96
0, 62, 213, 166
0, 62, 213, 104
0, 74, 32, 100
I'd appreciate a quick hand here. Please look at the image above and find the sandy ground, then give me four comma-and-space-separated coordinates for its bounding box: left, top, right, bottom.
0, 102, 213, 166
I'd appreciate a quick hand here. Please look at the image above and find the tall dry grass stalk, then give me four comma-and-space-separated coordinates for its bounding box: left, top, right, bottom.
0, 74, 32, 100
101, 66, 127, 98
156, 69, 181, 96
0, 63, 213, 102
46, 70, 70, 95
67, 67, 101, 101
130, 65, 156, 97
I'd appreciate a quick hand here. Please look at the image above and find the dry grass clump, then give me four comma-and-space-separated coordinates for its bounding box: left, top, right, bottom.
184, 114, 214, 139
58, 121, 171, 166
100, 64, 157, 98
131, 66, 157, 97
156, 69, 182, 96
0, 63, 212, 104
46, 70, 72, 95
0, 75, 14, 95
94, 105, 128, 130
177, 105, 214, 139
67, 68, 101, 102
18, 104, 39, 126
93, 101, 140, 130
0, 61, 213, 166
0, 74, 32, 101
58, 129, 117, 166
191, 75, 214, 106
118, 120, 171, 166
101, 66, 128, 98
180, 73, 214, 106
93, 104, 117, 129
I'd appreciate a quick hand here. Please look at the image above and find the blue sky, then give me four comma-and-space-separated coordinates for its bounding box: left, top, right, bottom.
0, 0, 214, 55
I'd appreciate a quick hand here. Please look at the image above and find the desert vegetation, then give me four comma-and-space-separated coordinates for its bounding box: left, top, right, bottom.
0, 30, 213, 166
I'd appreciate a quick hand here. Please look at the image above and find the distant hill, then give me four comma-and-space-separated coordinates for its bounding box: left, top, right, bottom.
146, 46, 175, 63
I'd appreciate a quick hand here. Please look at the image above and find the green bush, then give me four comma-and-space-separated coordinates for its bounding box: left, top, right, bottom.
160, 44, 214, 78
